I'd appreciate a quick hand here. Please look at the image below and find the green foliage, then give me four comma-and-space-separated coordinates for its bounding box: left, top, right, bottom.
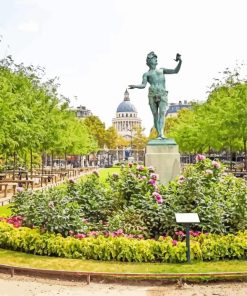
71, 174, 119, 229
10, 160, 247, 238
168, 68, 247, 156
83, 116, 107, 148
0, 222, 246, 262
11, 188, 87, 236
107, 207, 150, 237
0, 56, 96, 164
159, 158, 247, 235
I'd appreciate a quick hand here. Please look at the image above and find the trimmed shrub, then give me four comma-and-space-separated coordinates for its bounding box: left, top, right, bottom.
0, 222, 246, 263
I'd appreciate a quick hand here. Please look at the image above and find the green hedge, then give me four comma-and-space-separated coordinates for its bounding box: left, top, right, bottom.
0, 222, 246, 263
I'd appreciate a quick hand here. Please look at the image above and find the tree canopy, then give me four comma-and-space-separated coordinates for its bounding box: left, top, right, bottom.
0, 56, 96, 167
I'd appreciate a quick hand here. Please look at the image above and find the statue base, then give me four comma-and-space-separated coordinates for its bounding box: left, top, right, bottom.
145, 138, 181, 185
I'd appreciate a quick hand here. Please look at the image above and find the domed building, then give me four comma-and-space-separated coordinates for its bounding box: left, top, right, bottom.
112, 89, 141, 140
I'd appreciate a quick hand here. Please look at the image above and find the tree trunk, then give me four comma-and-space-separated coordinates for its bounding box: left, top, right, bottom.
42, 152, 45, 175
13, 152, 17, 180
64, 150, 67, 169
51, 151, 54, 173
5, 153, 7, 173
30, 149, 33, 179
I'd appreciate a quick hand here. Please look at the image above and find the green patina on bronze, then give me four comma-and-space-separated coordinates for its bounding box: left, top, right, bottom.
129, 52, 182, 139
147, 138, 177, 145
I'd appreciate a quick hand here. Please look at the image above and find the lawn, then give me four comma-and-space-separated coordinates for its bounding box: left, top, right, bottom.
98, 167, 120, 183
0, 248, 246, 275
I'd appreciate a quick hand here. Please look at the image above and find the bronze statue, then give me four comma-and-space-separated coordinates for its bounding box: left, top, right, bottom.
129, 52, 182, 139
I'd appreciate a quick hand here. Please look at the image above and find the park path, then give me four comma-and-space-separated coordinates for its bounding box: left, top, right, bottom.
0, 274, 247, 296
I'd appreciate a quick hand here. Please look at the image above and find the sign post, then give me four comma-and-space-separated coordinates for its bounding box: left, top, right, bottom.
175, 213, 200, 263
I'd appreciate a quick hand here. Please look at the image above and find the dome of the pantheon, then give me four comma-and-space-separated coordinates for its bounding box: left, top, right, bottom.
112, 89, 141, 140
116, 89, 137, 113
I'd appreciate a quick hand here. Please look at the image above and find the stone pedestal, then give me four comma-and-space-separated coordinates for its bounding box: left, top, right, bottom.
145, 138, 181, 185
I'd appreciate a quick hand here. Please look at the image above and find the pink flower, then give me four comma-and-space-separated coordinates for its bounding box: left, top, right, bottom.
172, 240, 178, 246
148, 166, 155, 172
141, 175, 147, 180
150, 173, 159, 180
74, 233, 86, 239
152, 192, 163, 204
175, 231, 186, 237
115, 229, 124, 236
190, 230, 201, 237
212, 160, 221, 169
88, 231, 99, 237
6, 216, 23, 228
136, 165, 144, 171
148, 179, 156, 186
109, 232, 116, 237
196, 154, 206, 162
17, 187, 24, 193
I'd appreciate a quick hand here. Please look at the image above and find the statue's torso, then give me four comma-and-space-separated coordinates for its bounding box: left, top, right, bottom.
147, 69, 166, 95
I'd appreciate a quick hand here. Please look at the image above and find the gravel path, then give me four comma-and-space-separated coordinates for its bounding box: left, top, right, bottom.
0, 274, 246, 296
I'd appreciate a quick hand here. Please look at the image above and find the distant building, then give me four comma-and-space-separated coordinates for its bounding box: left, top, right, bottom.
112, 89, 142, 140
165, 100, 192, 117
74, 105, 92, 119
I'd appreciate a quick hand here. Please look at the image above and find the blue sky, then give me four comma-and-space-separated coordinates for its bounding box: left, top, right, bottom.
0, 0, 246, 133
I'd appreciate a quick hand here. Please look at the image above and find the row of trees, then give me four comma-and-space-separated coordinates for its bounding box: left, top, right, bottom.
0, 54, 148, 172
84, 115, 148, 150
0, 56, 98, 170
166, 68, 247, 167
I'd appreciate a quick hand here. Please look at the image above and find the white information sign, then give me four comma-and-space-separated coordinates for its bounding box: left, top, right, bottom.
175, 213, 200, 224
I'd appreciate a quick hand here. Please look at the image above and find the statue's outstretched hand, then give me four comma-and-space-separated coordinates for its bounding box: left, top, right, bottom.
175, 53, 181, 62
128, 85, 135, 89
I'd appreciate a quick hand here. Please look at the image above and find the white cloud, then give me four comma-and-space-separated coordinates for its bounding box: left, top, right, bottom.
17, 20, 40, 32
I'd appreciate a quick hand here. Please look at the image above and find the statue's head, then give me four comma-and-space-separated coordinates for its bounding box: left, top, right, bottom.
146, 51, 157, 67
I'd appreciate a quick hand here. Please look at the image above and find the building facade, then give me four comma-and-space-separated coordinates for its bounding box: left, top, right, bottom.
74, 105, 92, 119
165, 100, 191, 118
112, 89, 141, 140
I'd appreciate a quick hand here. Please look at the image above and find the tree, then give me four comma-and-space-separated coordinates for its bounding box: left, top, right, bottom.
105, 126, 118, 149
131, 126, 148, 150
83, 116, 106, 148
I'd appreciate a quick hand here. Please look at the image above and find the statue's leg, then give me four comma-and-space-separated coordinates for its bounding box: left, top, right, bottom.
158, 99, 167, 138
149, 98, 159, 136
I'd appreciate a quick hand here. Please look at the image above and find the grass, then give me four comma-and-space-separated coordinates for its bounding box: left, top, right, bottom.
0, 248, 246, 274
98, 167, 120, 183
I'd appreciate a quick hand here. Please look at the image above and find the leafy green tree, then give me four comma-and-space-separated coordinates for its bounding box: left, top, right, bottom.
131, 126, 148, 150
83, 116, 106, 148
105, 126, 118, 149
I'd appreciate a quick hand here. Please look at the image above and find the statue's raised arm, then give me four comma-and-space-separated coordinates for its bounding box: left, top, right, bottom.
162, 53, 182, 74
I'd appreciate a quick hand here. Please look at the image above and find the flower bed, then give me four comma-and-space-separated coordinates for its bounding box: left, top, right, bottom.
0, 156, 245, 262
0, 222, 246, 263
